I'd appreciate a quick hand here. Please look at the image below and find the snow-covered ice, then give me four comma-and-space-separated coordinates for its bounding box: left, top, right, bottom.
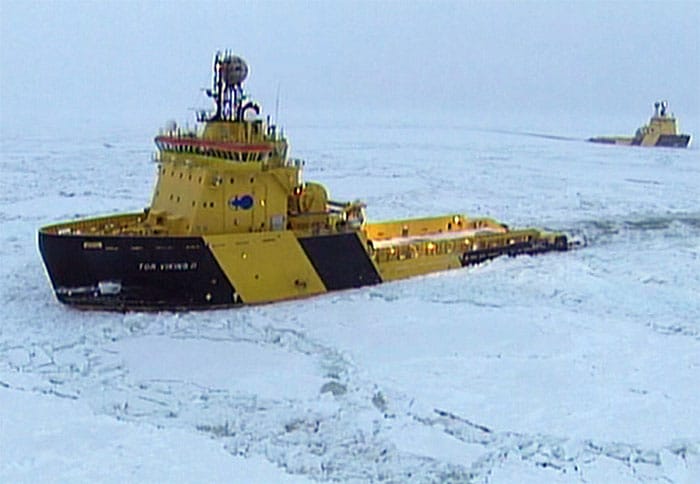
1, 114, 699, 482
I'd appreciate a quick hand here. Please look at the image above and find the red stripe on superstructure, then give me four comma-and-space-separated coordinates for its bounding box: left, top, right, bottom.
155, 135, 274, 153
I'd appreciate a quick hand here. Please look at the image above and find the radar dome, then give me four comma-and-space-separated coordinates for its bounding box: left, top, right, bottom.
220, 55, 248, 85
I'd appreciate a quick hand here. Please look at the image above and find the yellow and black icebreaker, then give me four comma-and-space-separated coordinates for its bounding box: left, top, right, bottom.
589, 101, 692, 148
38, 52, 575, 310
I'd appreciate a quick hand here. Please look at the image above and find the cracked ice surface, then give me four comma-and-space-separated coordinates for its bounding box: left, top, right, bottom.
1, 120, 700, 482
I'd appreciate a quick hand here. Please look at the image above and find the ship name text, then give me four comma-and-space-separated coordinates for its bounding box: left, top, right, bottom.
138, 261, 199, 272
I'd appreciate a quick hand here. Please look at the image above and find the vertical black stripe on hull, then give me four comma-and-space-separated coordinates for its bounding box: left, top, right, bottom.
298, 233, 381, 290
38, 232, 238, 310
655, 134, 691, 148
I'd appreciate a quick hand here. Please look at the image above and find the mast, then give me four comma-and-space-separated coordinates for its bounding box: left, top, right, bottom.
205, 51, 249, 122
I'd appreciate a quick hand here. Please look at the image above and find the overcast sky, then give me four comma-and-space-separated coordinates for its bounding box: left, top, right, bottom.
1, 0, 698, 133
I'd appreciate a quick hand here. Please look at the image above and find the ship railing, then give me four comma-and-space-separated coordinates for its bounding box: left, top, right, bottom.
370, 226, 505, 250
369, 229, 541, 263
155, 135, 275, 163
42, 212, 147, 236
364, 215, 505, 241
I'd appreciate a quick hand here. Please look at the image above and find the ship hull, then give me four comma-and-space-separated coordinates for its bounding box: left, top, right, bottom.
39, 216, 570, 311
588, 134, 691, 148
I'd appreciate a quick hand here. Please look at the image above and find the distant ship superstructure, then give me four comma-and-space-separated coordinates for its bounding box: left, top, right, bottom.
38, 52, 574, 310
589, 101, 691, 148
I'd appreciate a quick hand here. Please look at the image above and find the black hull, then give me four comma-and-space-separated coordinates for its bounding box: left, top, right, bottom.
38, 232, 238, 310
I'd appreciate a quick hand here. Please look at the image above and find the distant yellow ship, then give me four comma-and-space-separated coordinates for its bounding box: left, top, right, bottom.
589, 101, 691, 148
